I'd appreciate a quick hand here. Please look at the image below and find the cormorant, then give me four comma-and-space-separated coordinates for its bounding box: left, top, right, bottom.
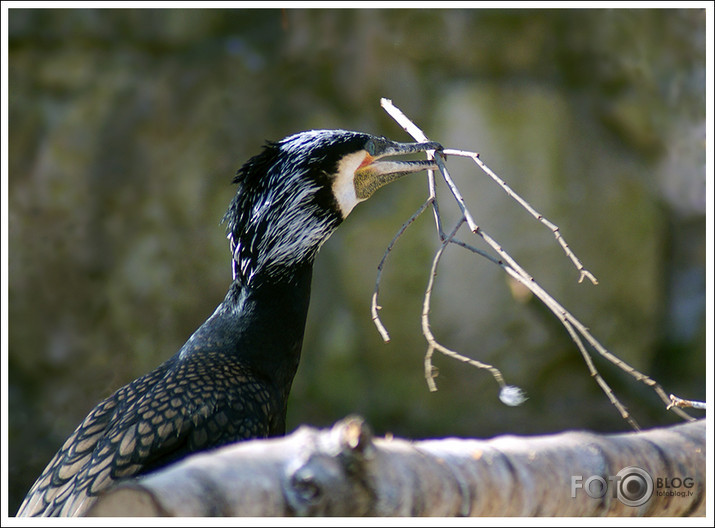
17, 129, 441, 516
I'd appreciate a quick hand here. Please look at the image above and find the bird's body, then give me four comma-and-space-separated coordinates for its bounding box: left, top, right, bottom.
17, 130, 440, 516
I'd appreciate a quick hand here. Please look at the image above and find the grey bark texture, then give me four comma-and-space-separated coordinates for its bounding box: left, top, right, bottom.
87, 416, 706, 517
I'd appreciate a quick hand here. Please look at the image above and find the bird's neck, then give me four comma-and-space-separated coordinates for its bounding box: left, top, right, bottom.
213, 264, 314, 395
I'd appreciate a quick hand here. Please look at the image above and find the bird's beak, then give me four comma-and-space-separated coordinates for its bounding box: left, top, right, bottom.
354, 139, 442, 200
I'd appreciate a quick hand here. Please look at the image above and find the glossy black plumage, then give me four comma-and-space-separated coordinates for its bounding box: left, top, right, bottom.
17, 130, 440, 517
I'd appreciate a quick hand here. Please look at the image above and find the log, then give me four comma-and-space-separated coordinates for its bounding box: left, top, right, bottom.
87, 417, 706, 517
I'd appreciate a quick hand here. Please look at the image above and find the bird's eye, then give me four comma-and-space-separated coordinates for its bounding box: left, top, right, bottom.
364, 139, 377, 156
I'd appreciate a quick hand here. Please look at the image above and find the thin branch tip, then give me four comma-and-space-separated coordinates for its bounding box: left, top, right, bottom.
668, 394, 706, 410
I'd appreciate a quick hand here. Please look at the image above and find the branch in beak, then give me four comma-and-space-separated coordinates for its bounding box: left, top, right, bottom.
354, 140, 442, 200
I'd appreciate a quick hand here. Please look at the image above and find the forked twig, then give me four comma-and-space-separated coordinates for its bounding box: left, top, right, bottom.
450, 235, 641, 428
375, 98, 696, 426
379, 98, 596, 284
371, 198, 433, 342
422, 221, 505, 390
443, 148, 598, 285
377, 98, 446, 238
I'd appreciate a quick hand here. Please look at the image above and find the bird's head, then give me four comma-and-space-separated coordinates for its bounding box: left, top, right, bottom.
223, 129, 441, 285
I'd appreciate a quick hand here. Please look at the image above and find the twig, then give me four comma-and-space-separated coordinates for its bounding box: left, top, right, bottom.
371, 198, 433, 343
454, 185, 693, 423
667, 394, 706, 411
433, 153, 479, 232
452, 236, 640, 428
443, 148, 598, 285
427, 169, 444, 239
380, 98, 428, 144
379, 98, 479, 233
421, 220, 510, 393
377, 98, 695, 426
379, 98, 444, 237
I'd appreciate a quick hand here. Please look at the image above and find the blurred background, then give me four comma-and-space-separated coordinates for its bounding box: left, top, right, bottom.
6, 8, 706, 514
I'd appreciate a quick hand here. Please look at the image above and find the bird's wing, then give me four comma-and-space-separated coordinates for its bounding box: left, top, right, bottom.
17, 353, 275, 517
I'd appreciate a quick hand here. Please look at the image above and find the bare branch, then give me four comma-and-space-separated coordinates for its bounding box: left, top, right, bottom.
420, 220, 512, 394
371, 198, 433, 343
453, 237, 640, 429
433, 152, 480, 232
443, 148, 598, 285
379, 98, 445, 237
378, 98, 697, 426
427, 168, 445, 238
667, 394, 707, 410
459, 215, 694, 423
380, 97, 429, 143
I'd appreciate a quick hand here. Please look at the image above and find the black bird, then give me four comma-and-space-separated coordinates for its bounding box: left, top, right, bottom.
17, 129, 441, 516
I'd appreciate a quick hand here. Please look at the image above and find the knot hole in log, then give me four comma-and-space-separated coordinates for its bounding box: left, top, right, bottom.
283, 415, 376, 516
